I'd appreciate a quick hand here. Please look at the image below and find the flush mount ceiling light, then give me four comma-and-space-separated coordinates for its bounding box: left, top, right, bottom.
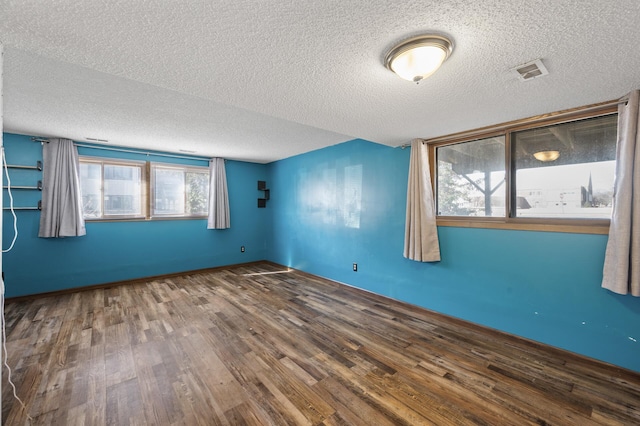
533, 150, 560, 162
384, 35, 453, 83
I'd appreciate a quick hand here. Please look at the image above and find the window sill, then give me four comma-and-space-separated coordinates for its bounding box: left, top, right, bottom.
436, 218, 610, 235
85, 216, 207, 223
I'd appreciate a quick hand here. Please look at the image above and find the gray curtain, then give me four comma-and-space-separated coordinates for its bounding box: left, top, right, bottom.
207, 158, 230, 229
404, 139, 441, 262
38, 138, 86, 238
602, 90, 640, 296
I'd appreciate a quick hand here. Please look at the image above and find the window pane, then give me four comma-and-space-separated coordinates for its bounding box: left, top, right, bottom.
186, 171, 209, 215
103, 165, 142, 216
436, 136, 505, 217
154, 168, 185, 215
79, 162, 102, 218
512, 115, 616, 219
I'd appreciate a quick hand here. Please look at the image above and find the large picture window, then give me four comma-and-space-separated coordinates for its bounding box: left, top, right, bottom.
431, 104, 618, 233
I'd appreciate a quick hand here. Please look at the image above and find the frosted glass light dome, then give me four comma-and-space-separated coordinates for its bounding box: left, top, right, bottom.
385, 35, 453, 83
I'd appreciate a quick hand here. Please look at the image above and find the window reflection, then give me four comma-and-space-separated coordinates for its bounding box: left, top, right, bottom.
513, 114, 616, 219
297, 162, 363, 229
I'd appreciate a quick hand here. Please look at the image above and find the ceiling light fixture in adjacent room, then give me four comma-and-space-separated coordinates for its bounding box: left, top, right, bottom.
533, 150, 560, 162
384, 35, 453, 83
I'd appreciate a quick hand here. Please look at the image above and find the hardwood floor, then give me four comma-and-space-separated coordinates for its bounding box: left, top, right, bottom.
3, 262, 640, 425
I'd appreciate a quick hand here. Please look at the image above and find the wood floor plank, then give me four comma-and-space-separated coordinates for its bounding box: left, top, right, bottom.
313, 375, 396, 426
86, 343, 107, 426
3, 262, 640, 425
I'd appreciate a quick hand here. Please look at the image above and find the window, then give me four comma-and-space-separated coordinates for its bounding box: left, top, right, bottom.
79, 159, 145, 219
511, 114, 616, 220
151, 164, 209, 217
431, 104, 618, 234
79, 158, 209, 220
437, 135, 505, 217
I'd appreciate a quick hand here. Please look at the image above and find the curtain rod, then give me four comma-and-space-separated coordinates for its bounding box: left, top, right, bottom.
74, 143, 211, 162
30, 137, 211, 161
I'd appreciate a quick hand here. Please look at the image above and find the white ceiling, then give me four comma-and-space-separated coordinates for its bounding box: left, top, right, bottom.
1, 1, 639, 163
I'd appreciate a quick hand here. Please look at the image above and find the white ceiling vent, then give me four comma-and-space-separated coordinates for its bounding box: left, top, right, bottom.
512, 59, 549, 81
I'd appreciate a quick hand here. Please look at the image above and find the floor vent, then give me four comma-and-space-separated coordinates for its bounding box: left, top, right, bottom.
513, 59, 549, 81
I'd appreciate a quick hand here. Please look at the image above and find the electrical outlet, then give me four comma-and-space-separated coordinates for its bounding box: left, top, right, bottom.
353, 263, 357, 272
241, 246, 245, 253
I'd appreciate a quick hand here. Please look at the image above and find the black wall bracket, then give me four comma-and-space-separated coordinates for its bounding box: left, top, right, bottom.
258, 181, 270, 208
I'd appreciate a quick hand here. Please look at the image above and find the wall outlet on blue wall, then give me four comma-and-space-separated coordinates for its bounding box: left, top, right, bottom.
241, 246, 245, 253
353, 263, 357, 272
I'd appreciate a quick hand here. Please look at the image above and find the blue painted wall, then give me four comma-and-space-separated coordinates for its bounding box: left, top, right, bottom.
267, 138, 640, 372
2, 133, 269, 297
4, 132, 639, 372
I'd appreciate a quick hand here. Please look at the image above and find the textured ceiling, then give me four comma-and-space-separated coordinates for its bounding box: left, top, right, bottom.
1, 1, 639, 163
